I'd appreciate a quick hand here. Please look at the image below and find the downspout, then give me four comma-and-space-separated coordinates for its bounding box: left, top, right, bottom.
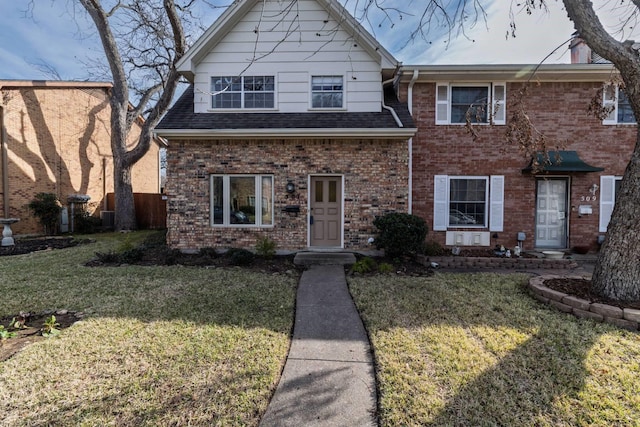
381, 77, 404, 128
0, 102, 9, 218
407, 69, 419, 214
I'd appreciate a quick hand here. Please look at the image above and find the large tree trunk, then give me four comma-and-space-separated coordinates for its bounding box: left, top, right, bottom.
592, 142, 640, 300
563, 0, 640, 301
114, 159, 137, 230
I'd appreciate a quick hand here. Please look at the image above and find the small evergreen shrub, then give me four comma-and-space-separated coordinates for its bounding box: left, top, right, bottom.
377, 262, 394, 274
27, 193, 62, 235
120, 248, 144, 264
373, 212, 428, 259
255, 236, 277, 259
352, 257, 377, 274
226, 248, 255, 266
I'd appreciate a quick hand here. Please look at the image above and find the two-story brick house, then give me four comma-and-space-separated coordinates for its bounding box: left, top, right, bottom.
156, 0, 416, 252
157, 0, 634, 253
0, 80, 164, 234
398, 62, 634, 252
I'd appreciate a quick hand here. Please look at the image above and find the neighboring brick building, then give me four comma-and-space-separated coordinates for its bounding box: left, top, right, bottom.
157, 0, 635, 253
0, 80, 163, 234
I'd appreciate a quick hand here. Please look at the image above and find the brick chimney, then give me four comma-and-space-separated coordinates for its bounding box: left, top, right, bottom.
570, 33, 592, 64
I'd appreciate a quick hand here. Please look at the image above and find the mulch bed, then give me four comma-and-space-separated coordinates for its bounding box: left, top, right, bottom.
0, 311, 83, 362
544, 277, 640, 310
0, 237, 80, 256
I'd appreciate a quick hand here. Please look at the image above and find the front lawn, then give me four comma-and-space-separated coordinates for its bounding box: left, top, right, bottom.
0, 232, 297, 426
349, 273, 640, 426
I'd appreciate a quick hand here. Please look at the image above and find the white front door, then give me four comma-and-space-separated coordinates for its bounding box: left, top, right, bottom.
535, 179, 568, 248
309, 176, 342, 247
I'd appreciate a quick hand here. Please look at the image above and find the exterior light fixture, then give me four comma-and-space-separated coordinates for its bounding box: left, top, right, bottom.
286, 181, 295, 193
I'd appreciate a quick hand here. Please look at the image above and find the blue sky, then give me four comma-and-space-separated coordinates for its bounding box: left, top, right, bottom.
0, 1, 578, 81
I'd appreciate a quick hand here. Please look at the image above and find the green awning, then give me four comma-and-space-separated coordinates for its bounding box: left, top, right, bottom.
522, 150, 604, 173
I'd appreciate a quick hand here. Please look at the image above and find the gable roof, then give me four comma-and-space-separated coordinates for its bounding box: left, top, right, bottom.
155, 84, 416, 139
177, 0, 399, 82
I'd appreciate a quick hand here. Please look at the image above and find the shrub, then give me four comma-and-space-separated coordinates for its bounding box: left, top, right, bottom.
255, 236, 277, 259
373, 212, 428, 259
95, 250, 121, 264
199, 247, 218, 258
27, 193, 62, 235
226, 248, 255, 266
352, 257, 377, 274
74, 212, 102, 234
377, 262, 394, 274
423, 240, 446, 256
120, 248, 144, 264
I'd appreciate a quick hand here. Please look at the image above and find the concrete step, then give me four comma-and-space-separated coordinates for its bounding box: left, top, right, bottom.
293, 252, 357, 266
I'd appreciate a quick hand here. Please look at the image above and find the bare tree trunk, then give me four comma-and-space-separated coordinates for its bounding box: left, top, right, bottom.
563, 0, 640, 300
592, 136, 640, 300
79, 0, 186, 231
114, 160, 137, 230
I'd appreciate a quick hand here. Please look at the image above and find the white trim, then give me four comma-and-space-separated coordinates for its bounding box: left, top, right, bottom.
489, 175, 504, 232
602, 84, 637, 125
599, 175, 620, 232
209, 75, 277, 111
433, 175, 448, 231
492, 83, 506, 125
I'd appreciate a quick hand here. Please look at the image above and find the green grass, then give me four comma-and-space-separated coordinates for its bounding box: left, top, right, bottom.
0, 232, 297, 426
349, 273, 640, 427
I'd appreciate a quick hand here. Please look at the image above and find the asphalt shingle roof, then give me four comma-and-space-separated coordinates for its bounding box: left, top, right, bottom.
156, 85, 415, 131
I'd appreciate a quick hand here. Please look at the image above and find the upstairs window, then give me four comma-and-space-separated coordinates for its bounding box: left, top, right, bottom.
603, 85, 636, 124
211, 76, 275, 109
436, 83, 506, 125
311, 76, 344, 108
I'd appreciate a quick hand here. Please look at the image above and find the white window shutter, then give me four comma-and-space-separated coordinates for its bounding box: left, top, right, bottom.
492, 83, 506, 125
489, 175, 504, 232
433, 175, 448, 231
599, 175, 616, 232
602, 84, 617, 125
435, 84, 449, 125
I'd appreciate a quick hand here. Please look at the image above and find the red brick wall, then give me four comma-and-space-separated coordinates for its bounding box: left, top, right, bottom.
165, 138, 409, 251
404, 81, 634, 251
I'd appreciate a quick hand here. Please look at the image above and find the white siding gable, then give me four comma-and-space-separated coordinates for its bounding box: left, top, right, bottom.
191, 0, 386, 113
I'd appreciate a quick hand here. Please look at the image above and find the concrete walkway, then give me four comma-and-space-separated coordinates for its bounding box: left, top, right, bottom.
259, 263, 377, 427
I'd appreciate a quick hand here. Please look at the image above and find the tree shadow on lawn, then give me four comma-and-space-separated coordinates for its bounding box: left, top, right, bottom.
425, 323, 600, 426
354, 274, 619, 426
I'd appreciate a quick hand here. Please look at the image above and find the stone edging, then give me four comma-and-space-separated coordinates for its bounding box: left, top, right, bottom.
528, 275, 640, 332
420, 255, 578, 270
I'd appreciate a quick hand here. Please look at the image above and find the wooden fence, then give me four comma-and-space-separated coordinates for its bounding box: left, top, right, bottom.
106, 193, 167, 229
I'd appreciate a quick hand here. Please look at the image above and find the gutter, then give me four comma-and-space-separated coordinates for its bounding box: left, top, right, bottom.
407, 69, 419, 214
154, 127, 418, 139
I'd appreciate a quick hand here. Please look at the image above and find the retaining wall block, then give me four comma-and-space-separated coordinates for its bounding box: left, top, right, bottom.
590, 303, 623, 319
549, 299, 573, 313
604, 317, 639, 331
572, 308, 604, 323
623, 308, 640, 323
562, 295, 592, 311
